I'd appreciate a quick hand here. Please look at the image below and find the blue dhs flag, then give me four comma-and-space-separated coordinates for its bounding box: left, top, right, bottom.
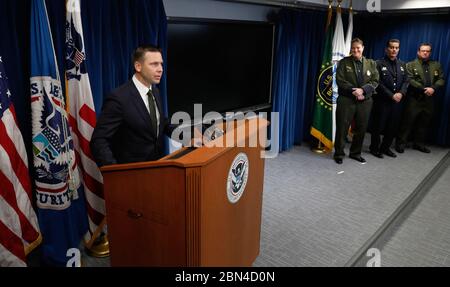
30, 0, 88, 266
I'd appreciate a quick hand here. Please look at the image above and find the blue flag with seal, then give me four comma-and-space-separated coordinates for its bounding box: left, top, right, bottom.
30, 0, 88, 266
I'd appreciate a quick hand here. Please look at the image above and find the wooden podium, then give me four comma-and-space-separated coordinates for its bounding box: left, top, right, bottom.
100, 118, 268, 266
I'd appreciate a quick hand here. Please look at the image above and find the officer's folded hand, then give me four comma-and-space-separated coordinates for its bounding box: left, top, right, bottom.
352, 88, 364, 98
393, 93, 402, 102
424, 87, 435, 96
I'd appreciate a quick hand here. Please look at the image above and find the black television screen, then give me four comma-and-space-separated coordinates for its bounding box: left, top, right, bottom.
167, 19, 274, 119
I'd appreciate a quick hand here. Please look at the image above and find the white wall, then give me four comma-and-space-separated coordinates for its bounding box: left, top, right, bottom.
163, 0, 449, 21
163, 0, 278, 21
213, 0, 450, 11
292, 0, 450, 10
364, 0, 450, 10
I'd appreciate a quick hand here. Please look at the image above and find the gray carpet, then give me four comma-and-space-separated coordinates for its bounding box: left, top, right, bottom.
253, 141, 449, 266
82, 139, 449, 267
379, 162, 450, 266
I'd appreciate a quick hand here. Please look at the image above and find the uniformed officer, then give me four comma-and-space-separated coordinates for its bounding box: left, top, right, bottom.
395, 43, 445, 153
334, 38, 379, 164
369, 39, 408, 158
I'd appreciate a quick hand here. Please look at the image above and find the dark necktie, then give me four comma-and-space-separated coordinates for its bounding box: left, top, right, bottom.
147, 89, 158, 136
355, 60, 364, 87
390, 59, 398, 92
423, 62, 432, 87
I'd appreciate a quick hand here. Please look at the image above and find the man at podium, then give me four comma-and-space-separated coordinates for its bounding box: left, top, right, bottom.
91, 45, 176, 166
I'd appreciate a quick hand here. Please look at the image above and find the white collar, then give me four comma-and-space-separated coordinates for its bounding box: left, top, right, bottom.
132, 74, 152, 96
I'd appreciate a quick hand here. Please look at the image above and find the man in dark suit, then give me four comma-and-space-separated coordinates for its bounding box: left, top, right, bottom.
334, 38, 379, 164
91, 45, 175, 167
369, 39, 408, 159
395, 42, 445, 154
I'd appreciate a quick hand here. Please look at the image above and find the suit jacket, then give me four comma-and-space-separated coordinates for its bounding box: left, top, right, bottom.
336, 56, 379, 100
406, 58, 445, 100
91, 80, 175, 167
375, 57, 408, 101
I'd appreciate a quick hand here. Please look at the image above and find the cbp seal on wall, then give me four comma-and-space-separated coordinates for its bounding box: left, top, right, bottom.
227, 153, 249, 204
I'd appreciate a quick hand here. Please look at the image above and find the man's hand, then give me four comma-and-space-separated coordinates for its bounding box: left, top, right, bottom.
352, 88, 364, 101
424, 87, 435, 96
190, 126, 203, 147
352, 88, 364, 98
392, 93, 403, 103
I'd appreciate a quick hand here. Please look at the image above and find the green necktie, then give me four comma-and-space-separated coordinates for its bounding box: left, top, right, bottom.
147, 90, 158, 136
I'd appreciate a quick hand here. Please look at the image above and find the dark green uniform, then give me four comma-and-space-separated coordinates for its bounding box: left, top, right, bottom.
334, 56, 379, 160
396, 58, 445, 149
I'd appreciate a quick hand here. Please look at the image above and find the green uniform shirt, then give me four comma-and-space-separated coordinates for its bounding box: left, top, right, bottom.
406, 58, 445, 99
336, 56, 379, 100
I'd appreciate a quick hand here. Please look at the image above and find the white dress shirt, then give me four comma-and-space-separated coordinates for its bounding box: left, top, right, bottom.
132, 74, 160, 136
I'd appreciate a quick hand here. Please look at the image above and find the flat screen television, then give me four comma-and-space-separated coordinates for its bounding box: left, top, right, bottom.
167, 18, 274, 120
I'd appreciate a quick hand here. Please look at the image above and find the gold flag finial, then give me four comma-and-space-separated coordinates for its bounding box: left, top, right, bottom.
337, 0, 343, 13
327, 0, 333, 27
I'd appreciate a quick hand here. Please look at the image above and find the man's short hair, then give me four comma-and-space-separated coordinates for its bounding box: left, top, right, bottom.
418, 42, 432, 51
386, 39, 400, 47
132, 45, 162, 64
351, 38, 364, 46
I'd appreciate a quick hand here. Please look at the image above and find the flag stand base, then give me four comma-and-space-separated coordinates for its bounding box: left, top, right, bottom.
311, 142, 327, 154
85, 234, 110, 258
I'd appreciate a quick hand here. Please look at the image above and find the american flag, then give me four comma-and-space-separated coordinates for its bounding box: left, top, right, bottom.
0, 56, 41, 267
73, 49, 85, 67
66, 0, 105, 246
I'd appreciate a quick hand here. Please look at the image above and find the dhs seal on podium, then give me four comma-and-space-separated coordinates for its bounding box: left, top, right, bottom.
227, 153, 249, 204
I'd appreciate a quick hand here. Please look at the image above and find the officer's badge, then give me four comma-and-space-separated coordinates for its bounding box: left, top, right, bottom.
346, 66, 352, 72
381, 67, 387, 71
400, 66, 404, 72
434, 70, 439, 76
367, 70, 371, 76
